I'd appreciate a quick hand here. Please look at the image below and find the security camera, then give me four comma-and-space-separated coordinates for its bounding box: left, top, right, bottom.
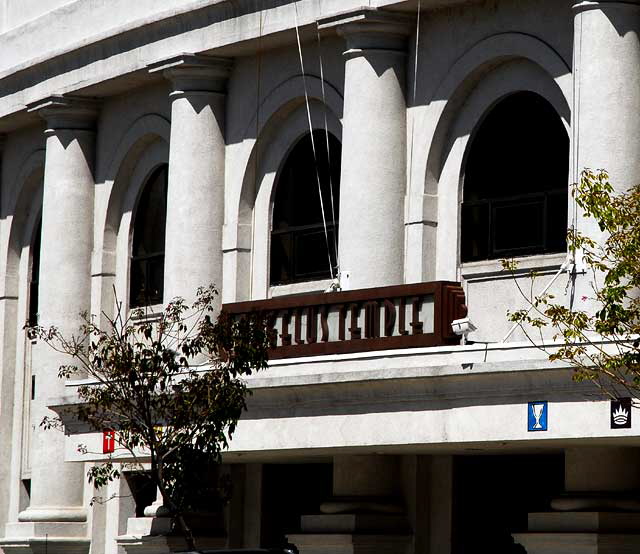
451, 317, 477, 340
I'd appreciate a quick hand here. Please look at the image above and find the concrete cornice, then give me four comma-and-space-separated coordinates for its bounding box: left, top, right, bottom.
148, 53, 233, 93
27, 95, 100, 131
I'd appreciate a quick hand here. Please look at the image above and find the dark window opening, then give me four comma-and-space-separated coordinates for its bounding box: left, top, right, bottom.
270, 131, 341, 285
461, 92, 569, 262
28, 219, 41, 327
31, 375, 35, 400
130, 165, 168, 307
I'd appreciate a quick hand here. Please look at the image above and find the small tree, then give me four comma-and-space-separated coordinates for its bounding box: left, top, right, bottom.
504, 169, 640, 398
35, 285, 269, 550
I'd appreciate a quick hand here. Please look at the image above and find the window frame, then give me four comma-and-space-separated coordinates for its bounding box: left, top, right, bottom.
460, 91, 569, 264
129, 164, 168, 308
269, 130, 341, 287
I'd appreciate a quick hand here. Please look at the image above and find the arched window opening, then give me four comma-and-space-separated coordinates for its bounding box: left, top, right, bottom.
130, 165, 168, 307
461, 91, 569, 262
270, 131, 341, 285
28, 218, 42, 327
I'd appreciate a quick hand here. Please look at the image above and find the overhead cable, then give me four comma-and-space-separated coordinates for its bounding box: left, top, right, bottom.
293, 0, 335, 280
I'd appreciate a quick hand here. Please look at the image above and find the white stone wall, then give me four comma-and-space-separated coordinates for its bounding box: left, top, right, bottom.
1, 0, 639, 552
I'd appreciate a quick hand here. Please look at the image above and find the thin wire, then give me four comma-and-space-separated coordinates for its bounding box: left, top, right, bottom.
293, 0, 335, 279
413, 0, 421, 106
501, 261, 570, 343
315, 3, 339, 275
250, 1, 264, 298
407, 0, 421, 272
408, 0, 421, 187
567, 9, 583, 310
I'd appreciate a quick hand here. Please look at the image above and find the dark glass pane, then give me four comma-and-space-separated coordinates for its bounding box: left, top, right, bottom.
131, 165, 168, 307
493, 199, 544, 253
547, 191, 568, 253
28, 219, 42, 327
132, 166, 167, 258
461, 203, 489, 262
271, 131, 341, 284
130, 255, 165, 307
294, 229, 332, 278
464, 92, 569, 201
270, 234, 293, 285
146, 255, 165, 305
461, 92, 569, 262
130, 258, 145, 307
327, 225, 339, 270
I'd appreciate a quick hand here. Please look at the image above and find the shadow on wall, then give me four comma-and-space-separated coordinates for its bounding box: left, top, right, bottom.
242, 367, 604, 420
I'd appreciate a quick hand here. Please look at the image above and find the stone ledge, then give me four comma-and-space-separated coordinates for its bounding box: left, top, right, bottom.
529, 511, 640, 533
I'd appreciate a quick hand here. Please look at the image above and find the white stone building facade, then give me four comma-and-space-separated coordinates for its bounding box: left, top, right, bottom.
0, 1, 639, 553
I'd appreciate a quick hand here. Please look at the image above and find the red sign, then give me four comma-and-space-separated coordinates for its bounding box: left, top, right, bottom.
102, 430, 115, 454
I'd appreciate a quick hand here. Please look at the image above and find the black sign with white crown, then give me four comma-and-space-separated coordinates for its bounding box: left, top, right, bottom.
611, 398, 632, 429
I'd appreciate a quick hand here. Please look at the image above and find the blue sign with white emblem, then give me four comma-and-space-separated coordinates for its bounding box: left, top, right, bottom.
528, 401, 548, 432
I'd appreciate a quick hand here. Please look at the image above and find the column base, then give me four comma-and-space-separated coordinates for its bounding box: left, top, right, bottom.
513, 512, 640, 554
0, 522, 89, 554
117, 534, 227, 554
513, 532, 640, 554
301, 513, 409, 534
288, 512, 411, 554
116, 517, 226, 554
287, 534, 411, 554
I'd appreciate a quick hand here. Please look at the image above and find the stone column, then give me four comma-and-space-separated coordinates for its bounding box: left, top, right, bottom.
1, 96, 97, 554
572, 1, 640, 192
319, 9, 409, 291
149, 55, 231, 310
571, 1, 640, 270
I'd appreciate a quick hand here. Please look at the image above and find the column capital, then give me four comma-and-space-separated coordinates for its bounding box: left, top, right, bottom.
318, 8, 411, 52
148, 54, 232, 94
27, 95, 99, 132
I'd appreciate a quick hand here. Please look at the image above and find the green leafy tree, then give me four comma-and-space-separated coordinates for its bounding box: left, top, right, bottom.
504, 169, 640, 397
34, 285, 269, 550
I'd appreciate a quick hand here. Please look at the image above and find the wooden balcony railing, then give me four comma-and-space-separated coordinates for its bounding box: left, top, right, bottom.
223, 281, 467, 360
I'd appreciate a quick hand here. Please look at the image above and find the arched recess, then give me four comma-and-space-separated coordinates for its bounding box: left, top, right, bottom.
224, 75, 343, 302
4, 150, 45, 301
96, 114, 170, 319
0, 149, 44, 526
407, 33, 571, 282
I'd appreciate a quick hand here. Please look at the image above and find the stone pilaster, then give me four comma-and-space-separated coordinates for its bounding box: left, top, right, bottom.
1, 95, 97, 554
149, 54, 231, 310
319, 9, 410, 290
